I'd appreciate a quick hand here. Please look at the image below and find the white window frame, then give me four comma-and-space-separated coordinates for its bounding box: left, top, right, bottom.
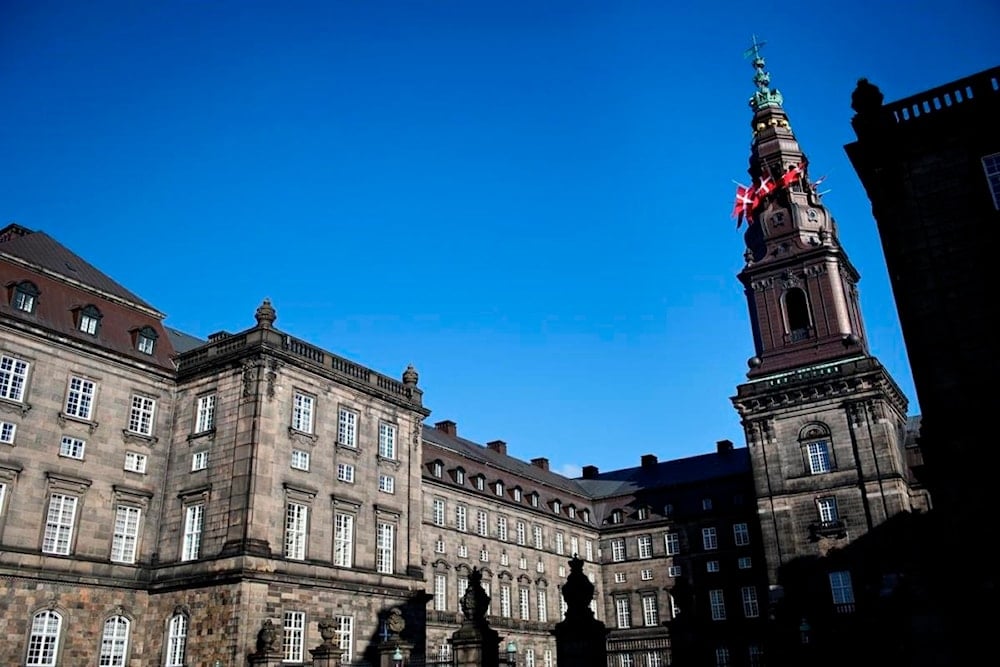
64, 376, 96, 421
733, 522, 750, 546
829, 570, 855, 605
497, 516, 508, 542
166, 614, 188, 667
585, 540, 594, 561
615, 597, 631, 628
707, 560, 720, 573
516, 521, 526, 545
637, 535, 652, 559
480, 548, 489, 562
127, 395, 156, 437
42, 493, 78, 555
642, 594, 659, 626
283, 610, 306, 663
111, 505, 141, 564
337, 463, 355, 483
533, 525, 543, 548
195, 394, 216, 433
26, 609, 62, 667
333, 512, 354, 568
432, 499, 445, 526
537, 589, 548, 622
641, 568, 653, 581
456, 505, 467, 532
79, 310, 100, 335
290, 449, 310, 471
379, 474, 395, 493
191, 450, 208, 472
807, 440, 832, 474
709, 589, 726, 621
99, 615, 130, 666
291, 392, 314, 434
136, 330, 155, 354
555, 532, 564, 555
335, 616, 353, 664
0, 420, 15, 444
495, 480, 504, 497
0, 354, 30, 402
614, 572, 626, 583
667, 565, 682, 577
284, 502, 308, 560
181, 503, 204, 561
337, 407, 358, 447
738, 556, 753, 569
665, 532, 680, 555
500, 585, 512, 618
378, 421, 397, 459
435, 538, 445, 554
702, 527, 718, 551
519, 586, 530, 620
124, 451, 147, 473
571, 536, 579, 556
818, 497, 839, 523
376, 522, 394, 574
741, 586, 760, 618
478, 510, 489, 536
434, 572, 447, 611
59, 435, 86, 460
611, 539, 626, 562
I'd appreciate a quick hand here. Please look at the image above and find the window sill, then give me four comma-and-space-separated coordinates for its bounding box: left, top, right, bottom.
57, 412, 99, 432
287, 427, 318, 445
121, 430, 157, 446
0, 397, 31, 417
187, 429, 216, 444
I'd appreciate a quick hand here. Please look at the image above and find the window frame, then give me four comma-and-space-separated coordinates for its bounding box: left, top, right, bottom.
291, 391, 315, 435
181, 503, 204, 561
195, 393, 216, 434
282, 610, 306, 663
378, 421, 397, 459
615, 597, 631, 629
127, 394, 156, 437
284, 501, 309, 561
709, 589, 726, 621
11, 280, 39, 313
702, 526, 718, 551
42, 493, 79, 555
99, 614, 131, 666
641, 594, 659, 627
64, 375, 97, 421
337, 406, 358, 448
333, 510, 355, 568
0, 353, 30, 403
376, 521, 395, 574
165, 613, 188, 667
26, 609, 62, 667
110, 505, 142, 564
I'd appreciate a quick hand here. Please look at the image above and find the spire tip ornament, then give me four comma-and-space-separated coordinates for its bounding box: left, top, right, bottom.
745, 35, 784, 111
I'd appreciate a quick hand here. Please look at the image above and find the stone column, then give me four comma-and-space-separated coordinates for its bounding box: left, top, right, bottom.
552, 557, 607, 667
451, 567, 501, 667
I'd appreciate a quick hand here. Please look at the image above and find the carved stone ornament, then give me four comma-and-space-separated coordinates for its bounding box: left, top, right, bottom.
318, 618, 338, 644
388, 607, 405, 633
255, 619, 279, 654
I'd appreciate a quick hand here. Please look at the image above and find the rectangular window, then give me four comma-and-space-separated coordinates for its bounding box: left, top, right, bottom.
665, 532, 680, 555
533, 525, 543, 549
458, 577, 469, 604
124, 451, 147, 473
715, 647, 730, 667
456, 505, 467, 532
818, 497, 839, 523
79, 312, 99, 334
611, 539, 626, 562
733, 522, 750, 546
291, 449, 310, 471
195, 394, 216, 433
741, 586, 760, 618
702, 498, 713, 511
434, 572, 447, 611
519, 587, 530, 620
619, 655, 634, 667
191, 450, 208, 471
614, 572, 626, 583
42, 493, 78, 555
111, 505, 141, 563
182, 503, 204, 561
59, 435, 85, 460
376, 522, 394, 573
284, 502, 308, 560
500, 585, 512, 618
516, 521, 526, 545
709, 589, 726, 621
571, 536, 579, 556
498, 516, 508, 541
982, 152, 1000, 210
333, 512, 354, 567
337, 463, 355, 483
64, 376, 96, 420
738, 556, 753, 569
379, 474, 395, 493
707, 560, 720, 573
647, 653, 663, 667
642, 594, 659, 626
137, 332, 155, 354
585, 540, 594, 561
748, 644, 764, 667
615, 597, 631, 628
555, 532, 564, 555
0, 354, 29, 402
500, 551, 509, 566
637, 535, 652, 559
829, 570, 855, 605
518, 556, 527, 569
432, 499, 445, 526
458, 544, 468, 558
337, 407, 358, 447
378, 422, 397, 459
667, 565, 682, 577
807, 440, 832, 474
335, 616, 353, 664
537, 589, 548, 622
0, 420, 15, 444
283, 611, 305, 663
478, 510, 489, 536
127, 395, 155, 436
641, 568, 653, 581
291, 392, 314, 433
480, 548, 489, 562
702, 527, 718, 550
435, 538, 445, 553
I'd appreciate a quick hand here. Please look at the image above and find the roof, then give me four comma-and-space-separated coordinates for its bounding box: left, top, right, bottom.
166, 326, 205, 354
575, 448, 752, 499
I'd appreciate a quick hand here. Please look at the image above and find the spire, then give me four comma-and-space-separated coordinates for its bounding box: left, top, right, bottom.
745, 35, 784, 111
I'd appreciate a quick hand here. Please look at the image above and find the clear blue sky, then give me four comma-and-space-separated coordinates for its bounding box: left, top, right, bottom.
3, 1, 997, 476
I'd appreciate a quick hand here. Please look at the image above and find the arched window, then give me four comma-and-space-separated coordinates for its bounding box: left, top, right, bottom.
799, 424, 835, 475
99, 615, 130, 666
784, 288, 811, 341
26, 610, 62, 666
165, 613, 188, 667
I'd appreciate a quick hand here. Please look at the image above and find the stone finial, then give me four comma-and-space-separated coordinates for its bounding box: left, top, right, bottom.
562, 556, 597, 619
254, 619, 279, 655
402, 364, 419, 387
851, 77, 885, 115
255, 298, 277, 329
461, 567, 491, 624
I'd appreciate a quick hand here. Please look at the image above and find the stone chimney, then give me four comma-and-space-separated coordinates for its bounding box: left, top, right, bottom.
582, 465, 599, 479
531, 457, 549, 471
641, 454, 658, 468
486, 440, 507, 456
717, 439, 734, 454
435, 420, 457, 437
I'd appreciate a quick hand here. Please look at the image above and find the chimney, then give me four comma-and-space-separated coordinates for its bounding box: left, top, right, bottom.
434, 420, 457, 437
641, 454, 658, 468
717, 439, 734, 454
486, 440, 507, 455
582, 465, 599, 479
531, 457, 549, 471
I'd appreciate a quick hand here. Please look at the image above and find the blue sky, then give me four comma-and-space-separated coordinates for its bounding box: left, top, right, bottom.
3, 1, 997, 476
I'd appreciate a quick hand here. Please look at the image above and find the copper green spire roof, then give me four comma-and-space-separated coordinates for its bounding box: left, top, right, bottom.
744, 35, 784, 111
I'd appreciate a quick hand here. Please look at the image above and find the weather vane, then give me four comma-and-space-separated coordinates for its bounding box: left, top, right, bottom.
743, 34, 766, 61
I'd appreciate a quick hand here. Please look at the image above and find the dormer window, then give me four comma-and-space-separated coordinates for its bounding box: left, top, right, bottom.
475, 475, 485, 491
529, 492, 539, 508
432, 461, 443, 478
567, 505, 576, 519
610, 510, 623, 524
663, 503, 674, 517
132, 326, 158, 355
637, 507, 649, 520
9, 280, 39, 313
75, 304, 102, 335
512, 486, 522, 502
552, 500, 562, 515
581, 509, 590, 523
455, 467, 465, 485
494, 480, 504, 497
702, 498, 713, 511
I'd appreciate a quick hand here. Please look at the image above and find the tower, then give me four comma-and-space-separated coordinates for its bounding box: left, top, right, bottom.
729, 42, 930, 662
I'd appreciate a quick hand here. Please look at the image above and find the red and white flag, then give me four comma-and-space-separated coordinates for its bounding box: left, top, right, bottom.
732, 183, 755, 227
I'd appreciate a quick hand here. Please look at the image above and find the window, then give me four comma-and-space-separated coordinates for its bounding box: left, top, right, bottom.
0, 420, 15, 444
283, 611, 305, 662
291, 392, 314, 434
610, 510, 623, 524
335, 616, 353, 664
290, 449, 310, 471
734, 522, 750, 546
191, 450, 208, 471
536, 559, 544, 573
285, 502, 308, 560
432, 461, 443, 478
64, 376, 96, 420
537, 589, 548, 622
646, 653, 664, 667
432, 499, 445, 526
477, 510, 488, 536
983, 152, 1000, 209
182, 503, 204, 561
637, 535, 652, 559
500, 584, 512, 618
738, 556, 753, 569
807, 440, 832, 474
379, 474, 395, 494
480, 548, 489, 562
702, 498, 713, 511
741, 586, 760, 618
666, 532, 681, 556
337, 407, 357, 447
518, 555, 527, 569
529, 492, 539, 507
707, 560, 720, 573
582, 508, 590, 522
456, 505, 467, 532
641, 568, 653, 581
555, 532, 564, 555
702, 527, 718, 550
519, 587, 530, 620
435, 538, 444, 554
611, 539, 626, 562
829, 570, 855, 606
434, 573, 447, 611
614, 572, 626, 583
12, 280, 39, 313
0, 482, 6, 515
333, 512, 354, 567
455, 468, 465, 484
195, 394, 216, 433
500, 551, 509, 566
59, 435, 85, 460
475, 475, 485, 491
495, 480, 504, 497
513, 487, 522, 502
568, 505, 576, 519
714, 647, 730, 667
785, 287, 812, 340
43, 493, 78, 554
533, 525, 543, 548
615, 597, 631, 628
516, 521, 526, 545
748, 644, 764, 667
667, 565, 682, 577
166, 614, 188, 666
376, 522, 394, 573
497, 516, 508, 541
337, 463, 355, 483
637, 507, 648, 520
378, 422, 397, 459
663, 503, 674, 517
111, 505, 141, 563
571, 536, 579, 556
458, 544, 468, 558
0, 353, 30, 402
135, 326, 157, 354
553, 499, 561, 514
127, 395, 156, 436
619, 655, 635, 667
525, 649, 535, 667
642, 594, 659, 626
818, 497, 839, 523
585, 540, 594, 561
709, 589, 726, 620
124, 451, 147, 473
99, 615, 130, 666
26, 609, 62, 666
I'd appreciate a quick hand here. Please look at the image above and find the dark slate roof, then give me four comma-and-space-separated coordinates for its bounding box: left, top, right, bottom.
166, 326, 206, 354
575, 448, 752, 499
0, 224, 158, 312
422, 425, 591, 497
